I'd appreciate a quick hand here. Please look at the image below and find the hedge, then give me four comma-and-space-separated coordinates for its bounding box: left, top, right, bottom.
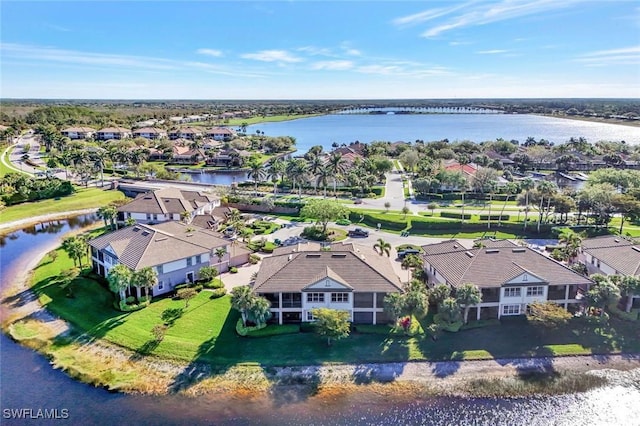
440, 212, 472, 220
209, 288, 227, 299
479, 214, 510, 221
349, 211, 408, 231
608, 304, 639, 321
244, 324, 300, 337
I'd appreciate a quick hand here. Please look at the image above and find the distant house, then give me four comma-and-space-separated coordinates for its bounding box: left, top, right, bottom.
117, 187, 220, 224
253, 242, 403, 324
95, 127, 132, 141
168, 127, 203, 140
190, 206, 233, 230
132, 127, 167, 140
579, 235, 640, 308
171, 146, 206, 164
439, 159, 508, 191
89, 221, 250, 296
422, 239, 592, 320
61, 127, 95, 140
206, 127, 236, 141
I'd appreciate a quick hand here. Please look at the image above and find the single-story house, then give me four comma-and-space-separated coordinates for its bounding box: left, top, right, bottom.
253, 242, 403, 325
61, 127, 95, 140
95, 127, 132, 141
132, 127, 167, 140
422, 239, 592, 320
89, 221, 250, 296
117, 187, 220, 224
579, 235, 640, 308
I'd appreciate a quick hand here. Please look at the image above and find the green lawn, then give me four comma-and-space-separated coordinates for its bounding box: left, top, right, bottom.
28, 247, 640, 368
1, 187, 126, 225
0, 150, 26, 177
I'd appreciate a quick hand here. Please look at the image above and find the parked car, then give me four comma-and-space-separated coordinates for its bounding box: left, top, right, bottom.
348, 228, 369, 238
397, 249, 420, 259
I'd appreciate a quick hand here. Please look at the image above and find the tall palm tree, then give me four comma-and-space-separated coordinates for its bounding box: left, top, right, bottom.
498, 181, 520, 227
247, 159, 266, 195
268, 158, 285, 195
373, 238, 391, 257
108, 264, 132, 303
536, 181, 557, 232
90, 148, 108, 187
315, 164, 331, 198
455, 283, 482, 324
558, 230, 583, 264
307, 154, 324, 194
231, 285, 254, 326
132, 267, 157, 300
327, 152, 346, 197
520, 177, 535, 230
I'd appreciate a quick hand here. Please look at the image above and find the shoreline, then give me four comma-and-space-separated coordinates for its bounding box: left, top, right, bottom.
533, 113, 640, 128
1, 215, 639, 398
0, 208, 98, 236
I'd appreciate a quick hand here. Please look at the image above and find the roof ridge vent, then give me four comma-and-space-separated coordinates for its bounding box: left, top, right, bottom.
486, 249, 500, 253
465, 251, 474, 257
512, 248, 526, 253
632, 246, 640, 253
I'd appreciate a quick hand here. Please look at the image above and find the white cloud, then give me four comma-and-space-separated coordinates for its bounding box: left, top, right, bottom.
576, 45, 640, 66
392, 3, 473, 27
196, 48, 223, 57
311, 60, 354, 71
240, 50, 303, 63
416, 0, 584, 38
297, 46, 333, 56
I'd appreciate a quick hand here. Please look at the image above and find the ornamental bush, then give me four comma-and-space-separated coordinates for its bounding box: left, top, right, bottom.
209, 288, 227, 299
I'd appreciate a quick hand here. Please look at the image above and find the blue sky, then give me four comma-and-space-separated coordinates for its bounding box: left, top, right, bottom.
1, 1, 639, 99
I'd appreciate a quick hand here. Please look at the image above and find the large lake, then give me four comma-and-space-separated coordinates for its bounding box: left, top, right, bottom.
1, 219, 639, 424
246, 113, 640, 154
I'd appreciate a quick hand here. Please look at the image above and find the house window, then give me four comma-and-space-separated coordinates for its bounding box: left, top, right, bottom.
307, 293, 324, 303
522, 274, 528, 282
502, 304, 521, 315
526, 286, 545, 297
156, 265, 163, 274
153, 214, 158, 221
158, 281, 164, 290
146, 214, 151, 220
504, 287, 521, 298
187, 257, 193, 266
186, 272, 195, 283
195, 255, 202, 264
306, 311, 315, 321
331, 293, 349, 303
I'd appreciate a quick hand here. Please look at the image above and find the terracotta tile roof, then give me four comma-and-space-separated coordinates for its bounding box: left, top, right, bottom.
582, 236, 640, 276
254, 243, 402, 294
207, 127, 234, 134
422, 239, 592, 289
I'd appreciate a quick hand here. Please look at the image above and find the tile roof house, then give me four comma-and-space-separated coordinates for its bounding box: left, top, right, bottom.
60, 127, 96, 140
422, 239, 592, 320
206, 127, 236, 141
253, 242, 403, 324
579, 235, 640, 308
89, 222, 250, 296
95, 127, 132, 141
168, 127, 203, 140
117, 187, 220, 225
132, 127, 167, 140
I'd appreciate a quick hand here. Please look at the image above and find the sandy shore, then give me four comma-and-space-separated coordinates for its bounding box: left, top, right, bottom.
2, 215, 639, 397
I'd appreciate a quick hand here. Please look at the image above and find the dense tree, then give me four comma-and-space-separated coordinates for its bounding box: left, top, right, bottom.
438, 297, 462, 324
61, 236, 88, 268
300, 199, 349, 234
309, 308, 351, 346
430, 283, 451, 305
526, 301, 572, 327
619, 275, 640, 313
231, 285, 254, 326
108, 264, 132, 303
587, 274, 621, 317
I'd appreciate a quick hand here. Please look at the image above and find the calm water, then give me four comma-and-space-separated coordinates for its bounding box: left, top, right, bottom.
246, 113, 640, 154
182, 169, 248, 185
1, 218, 639, 425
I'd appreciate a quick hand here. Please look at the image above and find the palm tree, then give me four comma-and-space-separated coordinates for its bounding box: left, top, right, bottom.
455, 283, 482, 324
374, 238, 391, 257
268, 158, 285, 195
215, 247, 227, 266
247, 159, 266, 195
108, 264, 132, 303
520, 177, 535, 230
401, 254, 423, 282
61, 236, 87, 268
98, 204, 118, 230
536, 181, 557, 233
247, 296, 272, 326
498, 181, 520, 227
485, 180, 497, 229
558, 230, 584, 264
327, 152, 346, 197
231, 285, 254, 326
132, 267, 157, 300
90, 148, 108, 187
316, 165, 331, 198
307, 154, 324, 194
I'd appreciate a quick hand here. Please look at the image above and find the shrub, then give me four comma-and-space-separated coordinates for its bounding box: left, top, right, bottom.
608, 303, 639, 321
433, 313, 463, 332
479, 214, 510, 221
204, 279, 224, 289
335, 219, 351, 226
245, 324, 300, 337
209, 288, 227, 299
249, 254, 261, 264
301, 225, 328, 241
440, 211, 472, 220
299, 322, 317, 333
125, 296, 135, 304
236, 318, 267, 336
229, 267, 238, 273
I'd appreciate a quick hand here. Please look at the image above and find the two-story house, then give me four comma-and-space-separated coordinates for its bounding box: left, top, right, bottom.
132, 127, 167, 140
95, 127, 132, 141
580, 235, 640, 309
89, 221, 250, 296
117, 187, 220, 224
252, 242, 403, 325
206, 127, 235, 141
60, 127, 96, 140
168, 127, 203, 140
422, 239, 592, 320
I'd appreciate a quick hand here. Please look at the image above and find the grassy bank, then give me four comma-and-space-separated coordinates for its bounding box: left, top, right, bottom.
0, 187, 125, 225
